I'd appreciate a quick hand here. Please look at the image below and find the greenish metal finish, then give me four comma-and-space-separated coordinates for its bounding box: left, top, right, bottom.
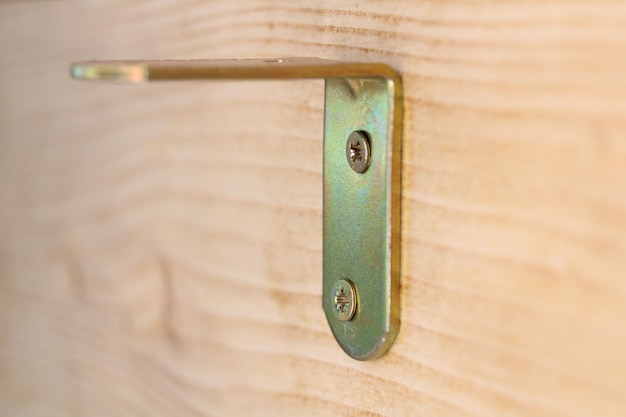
70, 58, 402, 360
323, 77, 402, 360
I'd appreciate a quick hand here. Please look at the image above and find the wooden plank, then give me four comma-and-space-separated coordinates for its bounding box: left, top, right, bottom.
2, 1, 626, 415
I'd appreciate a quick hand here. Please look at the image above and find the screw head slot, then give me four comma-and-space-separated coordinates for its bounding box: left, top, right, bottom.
346, 131, 371, 173
332, 279, 357, 321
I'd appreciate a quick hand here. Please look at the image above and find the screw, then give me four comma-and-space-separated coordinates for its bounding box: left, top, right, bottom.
332, 279, 357, 321
346, 131, 371, 173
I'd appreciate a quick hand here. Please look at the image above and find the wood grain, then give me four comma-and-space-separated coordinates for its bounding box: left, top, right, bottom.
2, 1, 626, 416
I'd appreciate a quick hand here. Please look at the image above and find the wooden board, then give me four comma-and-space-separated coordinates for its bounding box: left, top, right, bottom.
2, 1, 626, 415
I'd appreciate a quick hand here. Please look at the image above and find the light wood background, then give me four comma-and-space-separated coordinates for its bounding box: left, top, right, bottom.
2, 1, 626, 416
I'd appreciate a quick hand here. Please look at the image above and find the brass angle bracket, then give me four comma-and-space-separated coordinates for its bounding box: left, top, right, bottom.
71, 58, 402, 360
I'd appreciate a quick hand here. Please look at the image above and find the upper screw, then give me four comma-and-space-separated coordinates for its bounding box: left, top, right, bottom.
332, 279, 357, 321
346, 131, 371, 173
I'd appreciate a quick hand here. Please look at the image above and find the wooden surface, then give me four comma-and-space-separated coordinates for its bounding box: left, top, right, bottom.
2, 1, 626, 416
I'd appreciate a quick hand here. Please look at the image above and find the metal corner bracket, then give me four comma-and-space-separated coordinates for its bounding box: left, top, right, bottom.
71, 58, 402, 360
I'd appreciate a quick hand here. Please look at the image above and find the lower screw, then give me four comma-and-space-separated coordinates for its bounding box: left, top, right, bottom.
332, 279, 357, 321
